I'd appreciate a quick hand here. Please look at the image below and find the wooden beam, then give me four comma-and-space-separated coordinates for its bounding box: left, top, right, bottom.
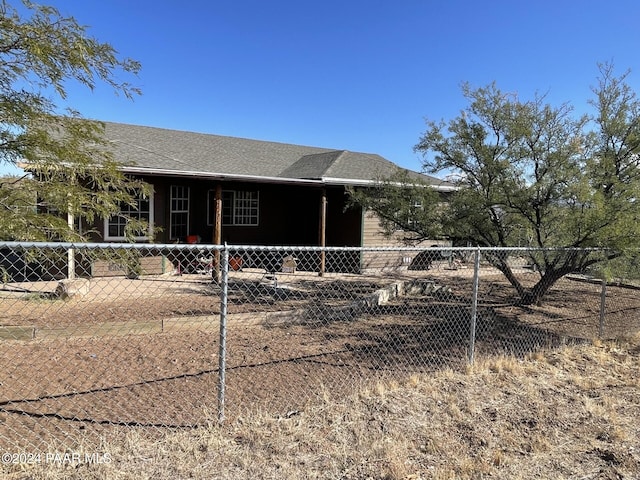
319, 188, 327, 276
213, 184, 222, 282
213, 184, 222, 244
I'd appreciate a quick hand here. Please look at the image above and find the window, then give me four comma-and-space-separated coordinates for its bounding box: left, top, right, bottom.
36, 199, 85, 237
170, 185, 190, 240
104, 191, 153, 241
231, 190, 259, 225
408, 200, 423, 226
207, 189, 259, 226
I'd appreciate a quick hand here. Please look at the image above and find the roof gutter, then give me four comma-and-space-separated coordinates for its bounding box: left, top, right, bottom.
119, 166, 325, 186
320, 176, 458, 192
24, 163, 457, 191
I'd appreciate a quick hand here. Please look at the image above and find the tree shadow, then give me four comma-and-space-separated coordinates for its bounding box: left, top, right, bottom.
225, 277, 386, 307
292, 290, 591, 372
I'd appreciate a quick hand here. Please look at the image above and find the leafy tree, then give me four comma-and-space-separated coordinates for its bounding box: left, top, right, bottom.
356, 64, 640, 305
0, 0, 149, 241
348, 168, 445, 244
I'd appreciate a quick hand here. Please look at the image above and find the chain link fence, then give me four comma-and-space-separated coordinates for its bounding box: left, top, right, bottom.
0, 242, 638, 451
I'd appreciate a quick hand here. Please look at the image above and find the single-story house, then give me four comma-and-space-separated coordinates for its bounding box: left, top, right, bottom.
94, 122, 453, 241
77, 122, 455, 274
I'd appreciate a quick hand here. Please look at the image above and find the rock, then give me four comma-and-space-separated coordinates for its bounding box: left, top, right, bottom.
55, 278, 90, 299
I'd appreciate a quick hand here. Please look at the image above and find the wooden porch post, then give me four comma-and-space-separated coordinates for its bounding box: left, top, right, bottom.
213, 184, 222, 245
67, 175, 76, 279
67, 210, 75, 280
319, 188, 327, 276
213, 184, 222, 282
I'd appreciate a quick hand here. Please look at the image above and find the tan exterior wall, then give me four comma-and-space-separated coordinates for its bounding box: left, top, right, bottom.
361, 210, 448, 248
360, 210, 450, 271
89, 256, 169, 277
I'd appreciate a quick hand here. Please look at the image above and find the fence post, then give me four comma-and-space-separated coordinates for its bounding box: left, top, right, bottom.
599, 278, 606, 338
217, 243, 229, 423
468, 248, 481, 365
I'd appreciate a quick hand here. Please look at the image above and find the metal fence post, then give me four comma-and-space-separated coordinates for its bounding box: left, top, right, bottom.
468, 248, 481, 365
599, 278, 607, 338
217, 243, 229, 423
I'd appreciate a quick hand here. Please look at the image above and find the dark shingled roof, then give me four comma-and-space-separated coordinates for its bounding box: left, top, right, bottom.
101, 121, 454, 189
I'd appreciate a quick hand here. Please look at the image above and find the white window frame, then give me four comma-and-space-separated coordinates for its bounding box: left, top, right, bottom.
207, 189, 259, 226
104, 191, 154, 241
169, 185, 190, 240
408, 200, 423, 226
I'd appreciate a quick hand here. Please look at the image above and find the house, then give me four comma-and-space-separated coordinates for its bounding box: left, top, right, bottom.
87, 122, 456, 273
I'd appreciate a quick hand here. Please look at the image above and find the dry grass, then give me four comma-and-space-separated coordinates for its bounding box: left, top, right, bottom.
3, 335, 640, 480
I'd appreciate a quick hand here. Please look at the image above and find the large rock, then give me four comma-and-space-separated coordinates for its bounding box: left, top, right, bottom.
55, 278, 90, 299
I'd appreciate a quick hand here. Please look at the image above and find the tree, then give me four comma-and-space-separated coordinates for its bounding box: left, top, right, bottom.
356, 64, 640, 305
0, 0, 149, 241
348, 168, 445, 244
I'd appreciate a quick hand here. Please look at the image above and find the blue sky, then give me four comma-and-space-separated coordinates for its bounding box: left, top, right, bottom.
5, 0, 640, 176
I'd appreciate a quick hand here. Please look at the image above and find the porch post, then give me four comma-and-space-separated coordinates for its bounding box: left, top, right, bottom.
67, 210, 75, 280
213, 184, 222, 245
319, 188, 327, 276
67, 179, 75, 279
213, 184, 222, 282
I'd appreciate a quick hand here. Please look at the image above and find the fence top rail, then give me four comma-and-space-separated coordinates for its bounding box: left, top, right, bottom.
226, 245, 612, 253
0, 241, 616, 254
0, 242, 225, 251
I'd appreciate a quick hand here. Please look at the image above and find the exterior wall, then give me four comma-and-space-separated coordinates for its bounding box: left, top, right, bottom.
89, 177, 362, 249
84, 175, 168, 243
88, 256, 168, 277
361, 210, 440, 248
360, 210, 450, 271
83, 176, 459, 274
325, 187, 362, 247
81, 180, 457, 275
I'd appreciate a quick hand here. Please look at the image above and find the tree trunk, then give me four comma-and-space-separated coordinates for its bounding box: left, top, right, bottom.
519, 267, 574, 306
491, 256, 573, 306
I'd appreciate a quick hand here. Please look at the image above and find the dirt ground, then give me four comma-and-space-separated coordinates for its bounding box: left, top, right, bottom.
0, 267, 638, 451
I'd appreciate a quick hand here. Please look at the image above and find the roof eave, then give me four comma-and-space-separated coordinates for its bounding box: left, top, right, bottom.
24, 164, 457, 191
320, 176, 458, 192
120, 166, 325, 186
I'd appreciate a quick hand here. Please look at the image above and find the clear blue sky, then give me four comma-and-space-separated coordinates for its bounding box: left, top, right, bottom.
6, 0, 640, 176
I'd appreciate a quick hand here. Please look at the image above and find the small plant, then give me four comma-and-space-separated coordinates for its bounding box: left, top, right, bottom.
0, 266, 9, 285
